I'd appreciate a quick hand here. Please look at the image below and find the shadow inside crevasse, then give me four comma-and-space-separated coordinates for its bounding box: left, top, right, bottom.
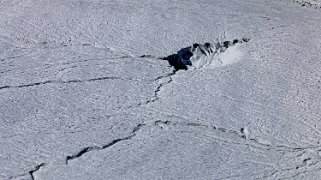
162, 43, 213, 70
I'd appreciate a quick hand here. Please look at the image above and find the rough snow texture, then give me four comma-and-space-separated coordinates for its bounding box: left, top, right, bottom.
1, 0, 321, 179
292, 0, 321, 6
275, 0, 321, 8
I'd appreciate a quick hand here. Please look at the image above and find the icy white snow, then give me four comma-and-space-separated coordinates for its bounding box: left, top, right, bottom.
1, 0, 321, 179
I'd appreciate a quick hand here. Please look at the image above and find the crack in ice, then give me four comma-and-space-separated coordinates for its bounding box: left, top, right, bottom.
9, 163, 45, 180
0, 76, 122, 90
144, 72, 175, 104
65, 124, 145, 164
29, 163, 46, 180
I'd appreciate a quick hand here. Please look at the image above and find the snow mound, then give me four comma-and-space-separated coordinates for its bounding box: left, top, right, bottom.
215, 44, 245, 67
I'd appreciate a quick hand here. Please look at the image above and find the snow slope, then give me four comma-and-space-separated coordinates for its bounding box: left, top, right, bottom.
1, 0, 321, 179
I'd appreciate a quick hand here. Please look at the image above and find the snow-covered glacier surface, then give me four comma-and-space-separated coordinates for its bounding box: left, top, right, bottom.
1, 0, 321, 179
